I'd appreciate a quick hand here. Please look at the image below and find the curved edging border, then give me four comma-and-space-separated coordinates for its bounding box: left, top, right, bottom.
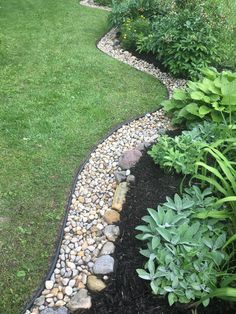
21, 107, 164, 314
22, 0, 178, 312
94, 29, 171, 100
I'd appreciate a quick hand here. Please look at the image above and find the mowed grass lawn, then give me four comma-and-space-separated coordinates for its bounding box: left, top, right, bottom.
0, 0, 166, 312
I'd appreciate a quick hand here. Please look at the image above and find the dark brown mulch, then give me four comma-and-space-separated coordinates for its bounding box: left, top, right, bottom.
77, 149, 235, 314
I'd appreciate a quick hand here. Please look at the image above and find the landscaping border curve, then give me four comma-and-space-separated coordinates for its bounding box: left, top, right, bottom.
21, 1, 183, 313
21, 108, 167, 314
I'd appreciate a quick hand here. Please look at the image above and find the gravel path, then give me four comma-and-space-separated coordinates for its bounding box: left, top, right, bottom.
25, 1, 185, 314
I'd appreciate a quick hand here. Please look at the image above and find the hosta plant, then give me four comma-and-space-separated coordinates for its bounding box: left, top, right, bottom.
136, 186, 228, 307
161, 67, 236, 125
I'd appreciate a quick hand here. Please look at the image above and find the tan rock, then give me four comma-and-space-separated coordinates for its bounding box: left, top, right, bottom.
78, 251, 84, 257
78, 282, 85, 289
51, 288, 58, 296
87, 275, 106, 292
78, 196, 85, 203
112, 182, 129, 211
104, 210, 120, 224
57, 291, 64, 300
81, 241, 88, 250
55, 300, 66, 307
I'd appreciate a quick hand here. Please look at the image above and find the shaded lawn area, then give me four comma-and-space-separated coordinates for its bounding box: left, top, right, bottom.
0, 0, 166, 312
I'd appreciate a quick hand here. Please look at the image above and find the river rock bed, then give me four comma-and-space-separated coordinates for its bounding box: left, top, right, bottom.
25, 0, 187, 313
26, 111, 173, 314
80, 0, 186, 97
80, 0, 111, 11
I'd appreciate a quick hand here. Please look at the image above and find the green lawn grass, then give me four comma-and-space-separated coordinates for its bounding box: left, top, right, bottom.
0, 0, 166, 312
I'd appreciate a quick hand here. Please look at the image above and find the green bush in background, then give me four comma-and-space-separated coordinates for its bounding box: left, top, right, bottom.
109, 0, 236, 78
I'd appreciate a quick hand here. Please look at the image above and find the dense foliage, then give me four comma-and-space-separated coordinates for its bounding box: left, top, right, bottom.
137, 66, 236, 308
109, 0, 235, 78
149, 122, 234, 175
161, 68, 236, 125
109, 0, 171, 26
136, 186, 228, 306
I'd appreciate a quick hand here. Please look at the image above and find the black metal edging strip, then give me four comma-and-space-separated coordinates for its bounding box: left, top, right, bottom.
21, 4, 169, 313
21, 106, 164, 314
95, 27, 171, 100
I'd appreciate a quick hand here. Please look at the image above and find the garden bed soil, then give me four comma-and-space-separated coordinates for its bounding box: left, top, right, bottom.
77, 148, 235, 314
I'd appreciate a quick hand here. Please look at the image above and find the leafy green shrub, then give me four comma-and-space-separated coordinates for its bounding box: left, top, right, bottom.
162, 68, 236, 125
109, 0, 172, 27
194, 140, 236, 226
149, 134, 203, 175
111, 0, 234, 78
137, 7, 225, 78
136, 186, 228, 306
120, 16, 151, 50
149, 122, 234, 175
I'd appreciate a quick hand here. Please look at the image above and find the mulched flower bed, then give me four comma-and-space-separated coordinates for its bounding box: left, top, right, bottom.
78, 146, 235, 314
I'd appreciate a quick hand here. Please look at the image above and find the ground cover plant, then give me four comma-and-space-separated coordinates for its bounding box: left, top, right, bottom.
110, 0, 235, 78
136, 186, 228, 306
0, 0, 167, 312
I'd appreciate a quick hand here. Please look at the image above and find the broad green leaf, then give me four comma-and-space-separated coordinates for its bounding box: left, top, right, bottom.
148, 258, 155, 276
162, 100, 176, 112
136, 269, 151, 280
151, 237, 160, 250
202, 298, 210, 307
156, 226, 172, 242
210, 110, 222, 122
151, 281, 159, 294
190, 91, 205, 100
191, 283, 202, 291
199, 105, 211, 117
185, 289, 194, 300
211, 251, 224, 265
136, 233, 153, 241
200, 67, 218, 80
135, 225, 151, 233
183, 222, 200, 239
221, 95, 236, 107
213, 234, 226, 250
185, 103, 199, 116
174, 194, 182, 211
168, 292, 177, 306
173, 89, 187, 100
147, 208, 159, 225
